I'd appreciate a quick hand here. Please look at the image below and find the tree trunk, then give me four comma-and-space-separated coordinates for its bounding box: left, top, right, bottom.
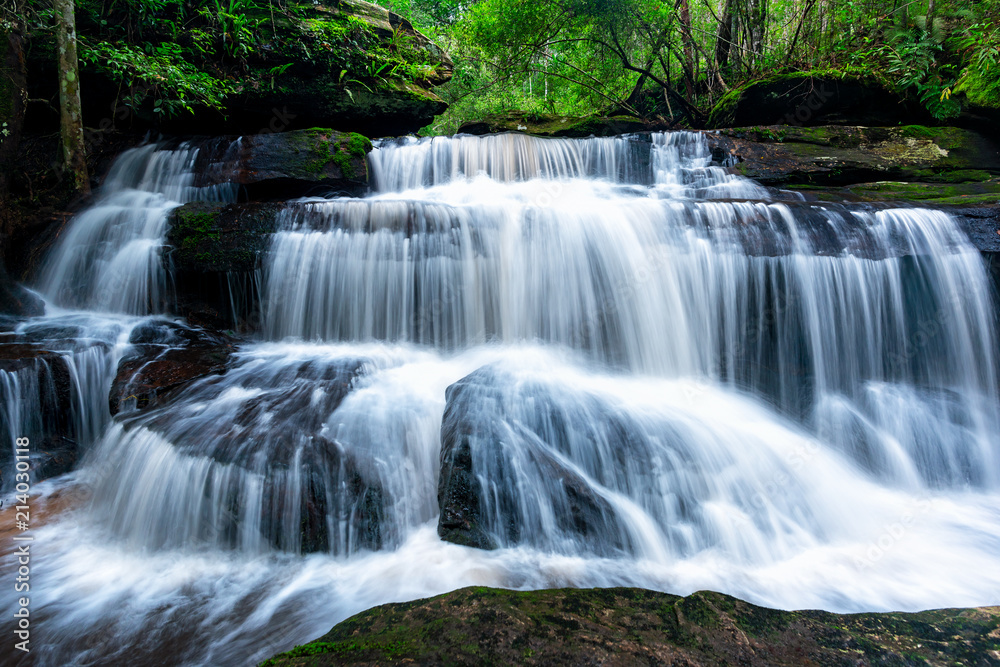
715, 0, 735, 71
676, 0, 696, 99
55, 0, 89, 195
747, 0, 767, 69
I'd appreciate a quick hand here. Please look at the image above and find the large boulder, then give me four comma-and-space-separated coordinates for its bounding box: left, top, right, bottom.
109, 319, 239, 416
706, 72, 929, 129
437, 366, 631, 555
167, 202, 284, 274
706, 125, 1000, 185
166, 202, 283, 330
121, 349, 384, 555
260, 586, 1000, 667
194, 129, 372, 199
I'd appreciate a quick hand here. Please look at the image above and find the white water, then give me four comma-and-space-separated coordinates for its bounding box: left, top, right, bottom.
40, 143, 236, 314
3, 131, 1000, 666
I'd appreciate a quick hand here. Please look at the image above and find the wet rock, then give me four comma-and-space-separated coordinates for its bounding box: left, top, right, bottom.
167, 202, 282, 274
193, 129, 373, 200
260, 586, 1000, 667
165, 202, 281, 330
705, 125, 1000, 186
0, 342, 77, 487
127, 352, 384, 555
437, 366, 628, 554
0, 262, 43, 317
109, 320, 238, 416
939, 204, 1000, 254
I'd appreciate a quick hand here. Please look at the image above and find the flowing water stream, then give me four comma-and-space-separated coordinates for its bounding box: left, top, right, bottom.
2, 131, 999, 666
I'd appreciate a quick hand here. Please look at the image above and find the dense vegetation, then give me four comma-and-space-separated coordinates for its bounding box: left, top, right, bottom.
411, 0, 1000, 132
3, 0, 447, 121
3, 0, 1000, 132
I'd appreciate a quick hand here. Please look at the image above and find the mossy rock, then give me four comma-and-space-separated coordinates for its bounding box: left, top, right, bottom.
167, 202, 283, 274
233, 0, 452, 136
706, 71, 928, 129
193, 129, 372, 198
259, 586, 1000, 666
707, 125, 1000, 186
458, 113, 668, 138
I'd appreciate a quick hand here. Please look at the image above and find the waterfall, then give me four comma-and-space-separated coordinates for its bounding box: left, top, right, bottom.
40, 143, 236, 314
5, 130, 1000, 667
1, 315, 132, 491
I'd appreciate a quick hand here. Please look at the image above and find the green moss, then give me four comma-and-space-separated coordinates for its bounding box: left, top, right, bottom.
257, 638, 410, 666
706, 88, 744, 128
330, 132, 372, 179
955, 61, 1000, 111
898, 125, 939, 139
260, 587, 1000, 667
346, 132, 372, 156
173, 210, 220, 250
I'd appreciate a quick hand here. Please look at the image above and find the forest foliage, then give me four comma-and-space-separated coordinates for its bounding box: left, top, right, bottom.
3, 0, 1000, 131
406, 0, 1000, 132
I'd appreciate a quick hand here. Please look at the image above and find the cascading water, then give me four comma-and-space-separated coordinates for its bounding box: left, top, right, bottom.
3, 131, 1000, 667
41, 143, 236, 314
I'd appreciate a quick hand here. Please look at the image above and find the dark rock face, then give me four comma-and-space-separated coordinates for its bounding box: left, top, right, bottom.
166, 129, 373, 330
0, 263, 44, 316
260, 586, 1000, 667
706, 73, 929, 129
228, 0, 452, 137
109, 320, 238, 416
705, 125, 1000, 186
165, 202, 281, 330
437, 367, 629, 555
167, 202, 283, 274
193, 129, 373, 200
0, 343, 77, 487
437, 426, 492, 549
123, 350, 385, 555
951, 205, 1000, 253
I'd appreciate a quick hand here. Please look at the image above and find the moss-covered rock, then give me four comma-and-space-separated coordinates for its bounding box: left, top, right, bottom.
260, 586, 1000, 667
165, 202, 281, 329
167, 202, 283, 274
707, 125, 1000, 185
457, 113, 668, 137
195, 128, 372, 199
230, 0, 452, 136
787, 179, 1000, 206
705, 71, 928, 129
